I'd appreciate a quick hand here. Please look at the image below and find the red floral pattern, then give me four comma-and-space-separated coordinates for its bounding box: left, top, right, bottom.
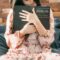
2, 9, 60, 60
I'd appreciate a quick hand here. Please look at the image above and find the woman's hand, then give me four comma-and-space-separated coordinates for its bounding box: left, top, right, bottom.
19, 8, 37, 24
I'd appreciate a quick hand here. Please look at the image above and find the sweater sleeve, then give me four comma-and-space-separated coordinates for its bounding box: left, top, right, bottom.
5, 9, 13, 35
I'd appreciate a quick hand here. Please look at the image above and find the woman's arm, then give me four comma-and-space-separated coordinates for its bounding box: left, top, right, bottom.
20, 23, 36, 35
4, 9, 36, 48
4, 9, 13, 47
32, 8, 55, 37
19, 8, 54, 37
42, 9, 55, 37
5, 9, 13, 35
19, 8, 48, 36
32, 8, 48, 36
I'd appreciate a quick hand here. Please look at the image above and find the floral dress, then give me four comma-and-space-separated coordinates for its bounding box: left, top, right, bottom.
0, 9, 60, 60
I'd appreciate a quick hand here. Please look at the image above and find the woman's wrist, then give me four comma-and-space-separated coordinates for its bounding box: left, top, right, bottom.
20, 28, 30, 35
19, 31, 25, 38
14, 30, 25, 38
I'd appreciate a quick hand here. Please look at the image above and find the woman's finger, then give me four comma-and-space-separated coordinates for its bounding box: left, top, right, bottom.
19, 15, 26, 18
22, 19, 28, 21
50, 9, 54, 20
22, 10, 30, 14
32, 8, 35, 14
19, 12, 27, 16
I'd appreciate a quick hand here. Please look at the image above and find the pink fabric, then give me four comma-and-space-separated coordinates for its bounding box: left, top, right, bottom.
0, 49, 60, 60
3, 9, 60, 60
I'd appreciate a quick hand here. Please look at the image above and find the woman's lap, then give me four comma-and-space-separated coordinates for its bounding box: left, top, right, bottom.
0, 33, 60, 60
0, 49, 60, 60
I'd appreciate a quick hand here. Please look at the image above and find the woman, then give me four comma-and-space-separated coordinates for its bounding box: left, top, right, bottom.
0, 0, 59, 60
18, 0, 55, 52
5, 0, 43, 53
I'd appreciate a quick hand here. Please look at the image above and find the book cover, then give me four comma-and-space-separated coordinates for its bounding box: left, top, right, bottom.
13, 6, 50, 33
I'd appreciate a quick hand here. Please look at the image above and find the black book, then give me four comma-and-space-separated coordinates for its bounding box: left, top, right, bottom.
13, 6, 50, 33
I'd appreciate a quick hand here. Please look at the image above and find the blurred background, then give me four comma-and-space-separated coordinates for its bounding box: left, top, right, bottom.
0, 0, 60, 53
0, 0, 60, 26
0, 0, 60, 25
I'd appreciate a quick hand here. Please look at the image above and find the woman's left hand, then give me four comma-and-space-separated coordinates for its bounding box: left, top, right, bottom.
19, 8, 37, 24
